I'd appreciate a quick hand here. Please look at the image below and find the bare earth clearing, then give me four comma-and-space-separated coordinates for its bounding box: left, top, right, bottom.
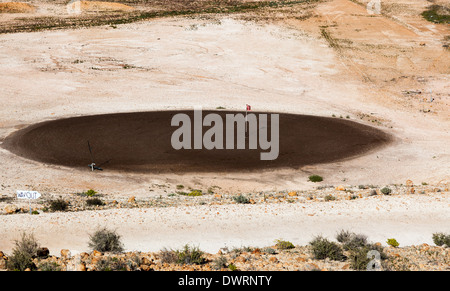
0, 0, 448, 267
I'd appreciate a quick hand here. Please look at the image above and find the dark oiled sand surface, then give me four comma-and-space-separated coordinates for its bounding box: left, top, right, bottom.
2, 111, 392, 173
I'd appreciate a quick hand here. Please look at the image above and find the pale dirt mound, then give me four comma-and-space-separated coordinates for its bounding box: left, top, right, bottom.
67, 1, 135, 13
0, 2, 36, 13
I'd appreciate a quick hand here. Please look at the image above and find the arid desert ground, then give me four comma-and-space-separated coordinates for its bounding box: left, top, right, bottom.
0, 0, 449, 270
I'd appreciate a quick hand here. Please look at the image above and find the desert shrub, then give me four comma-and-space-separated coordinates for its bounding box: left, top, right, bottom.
188, 190, 203, 196
159, 248, 178, 264
309, 236, 346, 261
349, 242, 387, 270
49, 199, 69, 211
380, 187, 392, 195
84, 189, 98, 197
95, 257, 128, 271
386, 238, 399, 248
86, 198, 104, 206
233, 194, 250, 204
175, 244, 205, 265
228, 263, 238, 271
7, 232, 40, 271
336, 230, 368, 251
212, 255, 228, 270
308, 175, 323, 182
88, 227, 124, 253
421, 5, 450, 24
38, 261, 62, 271
262, 247, 277, 254
432, 232, 450, 247
336, 230, 353, 243
275, 239, 295, 250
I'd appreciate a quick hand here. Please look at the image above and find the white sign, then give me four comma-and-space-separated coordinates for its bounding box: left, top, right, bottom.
17, 190, 41, 200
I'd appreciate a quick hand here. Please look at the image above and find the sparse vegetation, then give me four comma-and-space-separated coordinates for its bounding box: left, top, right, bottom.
86, 197, 104, 206
175, 244, 205, 265
49, 199, 69, 212
233, 194, 250, 204
422, 4, 450, 24
37, 261, 62, 271
275, 239, 295, 250
432, 233, 450, 247
387, 238, 399, 248
309, 236, 346, 261
212, 255, 228, 270
0, 0, 320, 34
7, 232, 40, 271
159, 248, 178, 264
308, 175, 323, 182
324, 194, 336, 201
95, 257, 129, 271
380, 187, 392, 195
88, 227, 124, 253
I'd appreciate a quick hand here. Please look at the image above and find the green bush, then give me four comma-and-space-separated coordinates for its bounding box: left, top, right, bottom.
7, 233, 40, 271
308, 175, 323, 182
233, 194, 250, 204
309, 236, 346, 261
386, 238, 399, 248
88, 227, 124, 253
275, 239, 295, 250
380, 187, 392, 195
84, 189, 98, 197
49, 199, 69, 212
175, 244, 205, 265
228, 263, 238, 271
188, 190, 203, 196
432, 233, 450, 247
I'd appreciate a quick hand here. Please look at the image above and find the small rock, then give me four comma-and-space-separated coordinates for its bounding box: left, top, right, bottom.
37, 247, 49, 258
4, 205, 18, 214
336, 185, 345, 191
76, 262, 87, 271
61, 249, 71, 259
140, 264, 151, 271
128, 196, 136, 203
288, 191, 297, 197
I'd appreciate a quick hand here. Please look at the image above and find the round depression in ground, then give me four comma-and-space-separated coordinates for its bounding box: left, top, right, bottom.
2, 111, 392, 173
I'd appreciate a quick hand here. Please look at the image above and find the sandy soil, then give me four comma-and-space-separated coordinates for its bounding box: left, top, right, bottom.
1, 193, 449, 255
0, 0, 448, 255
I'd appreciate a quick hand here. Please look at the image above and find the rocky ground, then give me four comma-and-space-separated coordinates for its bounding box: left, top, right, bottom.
1, 182, 449, 271
1, 238, 449, 271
